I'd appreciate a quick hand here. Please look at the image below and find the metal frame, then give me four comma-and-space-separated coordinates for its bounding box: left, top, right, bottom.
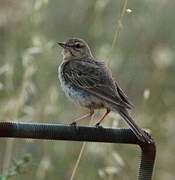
0, 122, 156, 180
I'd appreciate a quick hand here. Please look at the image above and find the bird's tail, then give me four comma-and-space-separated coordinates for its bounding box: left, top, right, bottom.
118, 109, 151, 142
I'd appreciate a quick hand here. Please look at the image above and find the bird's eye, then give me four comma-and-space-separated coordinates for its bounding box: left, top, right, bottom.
75, 43, 81, 48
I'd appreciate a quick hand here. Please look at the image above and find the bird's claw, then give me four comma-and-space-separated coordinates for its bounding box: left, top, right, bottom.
95, 123, 103, 128
70, 122, 77, 126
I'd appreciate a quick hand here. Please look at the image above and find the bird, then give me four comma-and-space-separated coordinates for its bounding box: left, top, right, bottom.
58, 38, 151, 143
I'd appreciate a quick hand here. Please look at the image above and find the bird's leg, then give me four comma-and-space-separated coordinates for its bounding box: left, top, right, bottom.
70, 109, 94, 126
95, 108, 110, 127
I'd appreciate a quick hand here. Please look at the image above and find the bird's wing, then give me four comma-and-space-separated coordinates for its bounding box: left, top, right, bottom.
115, 82, 134, 108
64, 59, 132, 109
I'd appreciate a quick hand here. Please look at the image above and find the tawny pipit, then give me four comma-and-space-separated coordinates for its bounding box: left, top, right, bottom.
58, 38, 151, 142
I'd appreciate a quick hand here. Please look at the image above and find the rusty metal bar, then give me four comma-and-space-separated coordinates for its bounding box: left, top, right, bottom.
0, 122, 156, 180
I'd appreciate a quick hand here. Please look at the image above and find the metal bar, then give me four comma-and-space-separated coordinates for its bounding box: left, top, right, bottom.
0, 122, 156, 180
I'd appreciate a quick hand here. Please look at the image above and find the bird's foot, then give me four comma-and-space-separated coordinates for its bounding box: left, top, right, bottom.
95, 123, 103, 128
70, 121, 77, 126
70, 121, 80, 130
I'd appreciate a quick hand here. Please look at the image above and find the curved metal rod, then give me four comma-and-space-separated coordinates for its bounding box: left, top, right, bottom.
0, 122, 156, 180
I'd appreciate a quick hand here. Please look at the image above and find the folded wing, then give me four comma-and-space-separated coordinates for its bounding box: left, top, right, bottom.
63, 59, 132, 109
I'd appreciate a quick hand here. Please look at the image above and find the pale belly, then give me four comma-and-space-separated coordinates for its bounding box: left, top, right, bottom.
61, 80, 104, 108
58, 67, 104, 109
59, 78, 103, 109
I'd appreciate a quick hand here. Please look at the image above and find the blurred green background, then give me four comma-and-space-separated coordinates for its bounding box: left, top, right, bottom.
0, 0, 175, 179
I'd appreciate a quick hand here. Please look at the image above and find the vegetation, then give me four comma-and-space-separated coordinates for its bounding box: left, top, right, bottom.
0, 0, 174, 179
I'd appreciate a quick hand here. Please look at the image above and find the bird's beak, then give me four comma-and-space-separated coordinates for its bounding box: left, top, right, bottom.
57, 42, 67, 48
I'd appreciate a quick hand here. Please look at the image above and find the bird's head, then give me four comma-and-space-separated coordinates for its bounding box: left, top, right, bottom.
58, 38, 93, 60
